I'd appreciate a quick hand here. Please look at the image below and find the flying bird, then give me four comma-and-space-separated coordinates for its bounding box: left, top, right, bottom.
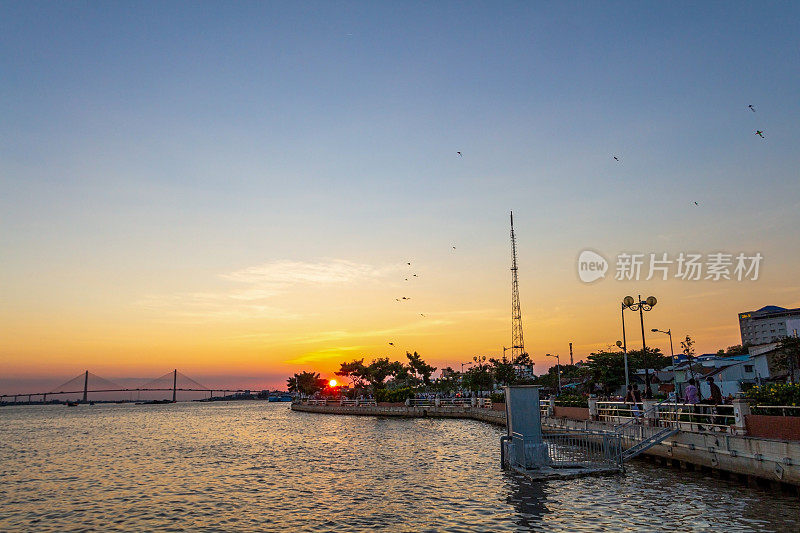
452, 246, 456, 249
693, 201, 699, 206
405, 278, 408, 281
413, 274, 418, 277
419, 313, 426, 317
388, 342, 394, 346
457, 152, 462, 157
755, 130, 764, 138
748, 105, 755, 112
407, 262, 411, 266
613, 156, 620, 162
402, 297, 410, 300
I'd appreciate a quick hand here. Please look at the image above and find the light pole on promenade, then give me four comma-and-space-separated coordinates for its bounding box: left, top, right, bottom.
652, 328, 678, 400
546, 353, 561, 395
622, 295, 658, 399
616, 337, 629, 392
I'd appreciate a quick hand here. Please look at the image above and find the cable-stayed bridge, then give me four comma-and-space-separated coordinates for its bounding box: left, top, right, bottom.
0, 370, 264, 404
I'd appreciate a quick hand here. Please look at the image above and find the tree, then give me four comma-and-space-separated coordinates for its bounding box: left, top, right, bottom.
490, 357, 517, 387
534, 365, 562, 392
336, 359, 369, 391
406, 351, 437, 386
716, 344, 748, 357
626, 347, 668, 371
462, 355, 493, 394
681, 335, 697, 381
364, 357, 405, 392
583, 347, 667, 397
435, 366, 460, 393
286, 376, 298, 394
584, 349, 627, 396
775, 336, 800, 385
288, 371, 326, 397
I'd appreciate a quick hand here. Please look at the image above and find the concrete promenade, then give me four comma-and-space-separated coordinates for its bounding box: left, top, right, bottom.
291, 402, 800, 489
291, 402, 506, 426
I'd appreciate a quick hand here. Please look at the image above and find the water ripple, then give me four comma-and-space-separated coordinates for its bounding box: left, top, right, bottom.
1, 403, 797, 532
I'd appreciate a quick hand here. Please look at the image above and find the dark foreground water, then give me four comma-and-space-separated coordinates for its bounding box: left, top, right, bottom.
1, 402, 798, 532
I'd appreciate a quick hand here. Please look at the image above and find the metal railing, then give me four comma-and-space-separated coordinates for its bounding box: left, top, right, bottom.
597, 400, 736, 434
503, 430, 623, 473
657, 402, 735, 433
544, 432, 623, 470
596, 401, 640, 424
307, 399, 328, 405
339, 398, 377, 406
407, 398, 493, 408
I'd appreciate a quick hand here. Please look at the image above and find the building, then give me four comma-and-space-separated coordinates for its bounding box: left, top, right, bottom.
664, 353, 771, 399
738, 305, 800, 346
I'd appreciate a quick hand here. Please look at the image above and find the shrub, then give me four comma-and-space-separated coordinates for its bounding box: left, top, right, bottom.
375, 387, 415, 403
553, 393, 588, 408
745, 383, 800, 414
490, 392, 505, 404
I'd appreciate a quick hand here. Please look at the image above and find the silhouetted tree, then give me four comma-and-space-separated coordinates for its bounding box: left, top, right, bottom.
406, 351, 436, 386
288, 371, 326, 397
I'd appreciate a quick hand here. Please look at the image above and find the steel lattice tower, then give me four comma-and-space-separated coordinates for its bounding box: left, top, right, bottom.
509, 211, 525, 363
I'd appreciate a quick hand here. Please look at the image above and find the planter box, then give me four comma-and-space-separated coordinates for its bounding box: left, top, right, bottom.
745, 414, 800, 441
553, 406, 590, 421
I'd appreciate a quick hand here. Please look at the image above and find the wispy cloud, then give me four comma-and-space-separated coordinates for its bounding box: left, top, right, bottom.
139, 259, 391, 322
223, 259, 388, 287
137, 292, 303, 322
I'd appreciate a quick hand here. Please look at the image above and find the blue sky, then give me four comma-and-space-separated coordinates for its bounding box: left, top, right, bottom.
2, 1, 799, 388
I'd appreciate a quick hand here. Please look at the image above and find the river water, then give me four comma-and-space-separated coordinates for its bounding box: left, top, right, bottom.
1, 402, 797, 532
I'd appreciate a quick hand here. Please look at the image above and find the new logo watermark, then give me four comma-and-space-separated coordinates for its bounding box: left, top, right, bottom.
577, 250, 609, 283
577, 251, 762, 283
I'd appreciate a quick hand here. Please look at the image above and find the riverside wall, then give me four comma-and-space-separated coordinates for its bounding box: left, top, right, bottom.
291, 402, 800, 489
291, 402, 506, 426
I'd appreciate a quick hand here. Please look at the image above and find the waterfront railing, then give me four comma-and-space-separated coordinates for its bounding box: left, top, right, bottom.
407, 398, 493, 408
595, 400, 736, 434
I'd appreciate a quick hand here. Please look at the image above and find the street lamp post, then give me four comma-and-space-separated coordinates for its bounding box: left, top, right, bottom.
545, 353, 561, 395
622, 295, 658, 399
652, 328, 677, 401
618, 301, 630, 391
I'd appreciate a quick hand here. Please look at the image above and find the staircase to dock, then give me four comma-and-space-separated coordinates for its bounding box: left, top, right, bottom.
613, 400, 679, 461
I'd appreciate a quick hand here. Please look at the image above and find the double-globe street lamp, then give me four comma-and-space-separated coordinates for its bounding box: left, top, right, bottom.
651, 328, 678, 401
621, 295, 658, 399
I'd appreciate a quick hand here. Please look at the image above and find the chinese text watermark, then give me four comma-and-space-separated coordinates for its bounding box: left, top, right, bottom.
577, 251, 762, 283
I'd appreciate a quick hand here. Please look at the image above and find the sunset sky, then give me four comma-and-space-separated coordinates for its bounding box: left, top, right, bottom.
2, 2, 799, 393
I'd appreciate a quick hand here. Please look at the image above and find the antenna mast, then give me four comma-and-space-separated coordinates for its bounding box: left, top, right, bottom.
510, 211, 525, 364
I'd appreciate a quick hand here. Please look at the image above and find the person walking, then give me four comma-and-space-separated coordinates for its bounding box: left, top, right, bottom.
684, 378, 702, 431
707, 377, 723, 429
684, 378, 699, 404
624, 385, 636, 419
632, 384, 643, 419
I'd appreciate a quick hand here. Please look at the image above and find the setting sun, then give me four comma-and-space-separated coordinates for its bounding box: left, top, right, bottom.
329, 379, 337, 388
